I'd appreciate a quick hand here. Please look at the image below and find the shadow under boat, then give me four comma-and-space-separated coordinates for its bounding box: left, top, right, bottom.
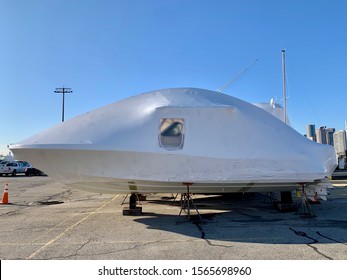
128, 190, 347, 245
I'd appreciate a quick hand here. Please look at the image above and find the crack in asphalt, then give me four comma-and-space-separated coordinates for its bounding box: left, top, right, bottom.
61, 237, 94, 259
44, 240, 163, 260
26, 194, 119, 259
194, 222, 234, 251
75, 238, 93, 254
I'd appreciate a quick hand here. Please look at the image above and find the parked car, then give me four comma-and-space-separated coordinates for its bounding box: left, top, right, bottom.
0, 161, 9, 175
25, 167, 47, 176
0, 161, 31, 176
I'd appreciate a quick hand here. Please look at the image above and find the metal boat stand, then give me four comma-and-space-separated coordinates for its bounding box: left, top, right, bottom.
176, 182, 203, 224
171, 193, 180, 205
296, 183, 316, 218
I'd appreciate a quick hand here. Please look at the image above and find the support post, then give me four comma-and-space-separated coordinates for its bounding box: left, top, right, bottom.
296, 183, 316, 218
122, 193, 142, 216
129, 193, 137, 209
177, 182, 202, 223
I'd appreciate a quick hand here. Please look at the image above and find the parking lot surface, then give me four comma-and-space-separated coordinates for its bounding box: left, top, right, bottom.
0, 176, 346, 260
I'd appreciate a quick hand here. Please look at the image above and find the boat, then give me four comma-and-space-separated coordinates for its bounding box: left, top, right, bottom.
9, 87, 337, 199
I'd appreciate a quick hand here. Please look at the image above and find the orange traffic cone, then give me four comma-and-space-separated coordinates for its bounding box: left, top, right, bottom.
1, 183, 9, 204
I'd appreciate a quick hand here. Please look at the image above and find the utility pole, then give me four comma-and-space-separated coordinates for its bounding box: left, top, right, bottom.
54, 86, 73, 122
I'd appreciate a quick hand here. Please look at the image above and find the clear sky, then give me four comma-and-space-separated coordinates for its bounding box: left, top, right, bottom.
1, 0, 347, 155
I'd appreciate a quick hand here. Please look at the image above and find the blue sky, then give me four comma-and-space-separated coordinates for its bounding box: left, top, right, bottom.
1, 0, 347, 155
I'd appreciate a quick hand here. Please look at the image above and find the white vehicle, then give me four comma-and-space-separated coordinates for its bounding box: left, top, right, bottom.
0, 161, 31, 176
0, 160, 9, 175
9, 88, 337, 197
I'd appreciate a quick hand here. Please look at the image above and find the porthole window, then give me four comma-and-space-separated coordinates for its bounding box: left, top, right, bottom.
159, 118, 184, 150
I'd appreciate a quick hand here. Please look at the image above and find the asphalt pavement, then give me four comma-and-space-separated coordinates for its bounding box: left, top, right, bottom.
0, 176, 346, 260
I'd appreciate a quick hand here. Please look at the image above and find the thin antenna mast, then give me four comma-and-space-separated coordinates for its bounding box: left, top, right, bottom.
217, 58, 259, 92
282, 50, 287, 124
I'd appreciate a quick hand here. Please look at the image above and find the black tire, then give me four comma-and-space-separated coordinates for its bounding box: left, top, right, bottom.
12, 170, 17, 176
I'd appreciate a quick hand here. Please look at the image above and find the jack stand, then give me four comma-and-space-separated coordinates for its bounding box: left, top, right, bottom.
296, 183, 316, 218
171, 193, 179, 205
123, 193, 142, 216
177, 183, 203, 224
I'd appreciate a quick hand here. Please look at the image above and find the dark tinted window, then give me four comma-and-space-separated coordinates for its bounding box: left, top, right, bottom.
159, 118, 184, 150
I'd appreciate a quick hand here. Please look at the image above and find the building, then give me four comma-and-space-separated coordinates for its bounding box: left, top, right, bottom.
316, 126, 327, 144
333, 130, 347, 169
314, 126, 335, 145
333, 131, 346, 155
305, 124, 316, 141
326, 128, 335, 145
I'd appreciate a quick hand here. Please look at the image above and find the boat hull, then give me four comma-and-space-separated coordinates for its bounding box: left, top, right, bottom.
11, 145, 332, 194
